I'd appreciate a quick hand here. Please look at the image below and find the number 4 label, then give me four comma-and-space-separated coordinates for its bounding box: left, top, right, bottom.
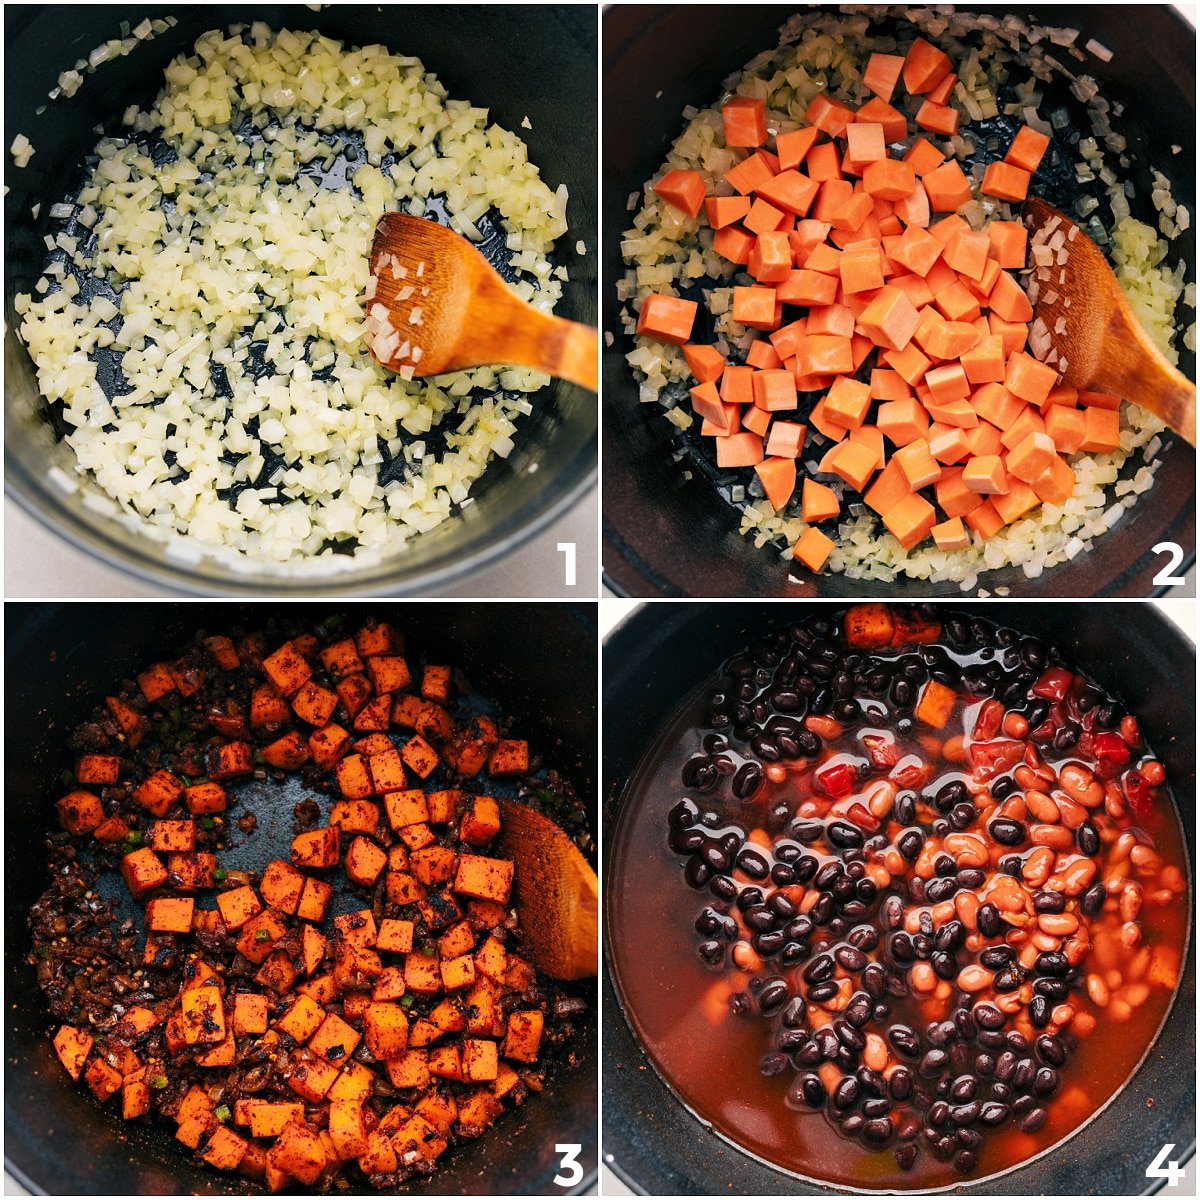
1152, 542, 1187, 586
1146, 1142, 1184, 1187
553, 1142, 583, 1187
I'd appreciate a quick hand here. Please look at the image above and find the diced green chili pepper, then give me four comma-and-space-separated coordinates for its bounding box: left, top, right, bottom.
151, 1074, 168, 1089
254, 928, 271, 943
34, 946, 51, 960
213, 868, 227, 883
125, 830, 144, 848
400, 995, 414, 1009
214, 1104, 231, 1123
198, 816, 215, 830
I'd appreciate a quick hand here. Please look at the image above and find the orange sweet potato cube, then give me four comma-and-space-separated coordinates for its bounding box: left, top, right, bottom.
297, 877, 333, 923
150, 819, 195, 853
201, 1125, 248, 1172
268, 1118, 326, 1186
184, 782, 227, 815
453, 855, 515, 905
440, 954, 476, 991
181, 985, 226, 1045
85, 1055, 124, 1102
459, 796, 502, 846
146, 897, 195, 933
353, 694, 392, 732
791, 526, 835, 572
334, 754, 373, 801
327, 1098, 368, 1160
364, 1002, 410, 1059
503, 1010, 544, 1063
384, 788, 429, 829
133, 769, 184, 817
486, 740, 527, 777
915, 679, 957, 729
428, 1044, 463, 1082
405, 953, 443, 995
237, 910, 289, 964
400, 734, 439, 779
319, 637, 364, 679
250, 1102, 306, 1139
262, 641, 312, 697
411, 845, 457, 887
364, 655, 410, 696
336, 674, 374, 720
277, 994, 324, 1044
310, 1012, 361, 1064
292, 827, 339, 870
329, 798, 380, 836
882, 493, 937, 550
378, 918, 416, 954
418, 665, 451, 705
168, 851, 216, 891
438, 920, 476, 961
334, 909, 378, 950
291, 681, 338, 727
216, 885, 263, 931
344, 837, 388, 887
208, 741, 253, 780
53, 1025, 94, 1080
259, 860, 305, 915
386, 1049, 430, 1091
137, 662, 177, 702
234, 993, 270, 1035
121, 847, 168, 897
57, 790, 105, 835
76, 754, 121, 786
462, 1038, 499, 1082
386, 871, 427, 906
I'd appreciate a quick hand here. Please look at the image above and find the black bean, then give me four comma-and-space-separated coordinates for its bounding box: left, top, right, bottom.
796, 1040, 822, 1066
935, 920, 966, 953
889, 1065, 914, 1101
684, 858, 711, 888
858, 1067, 888, 1099
980, 945, 1015, 969
1081, 882, 1107, 917
950, 1075, 978, 1103
948, 803, 976, 831
932, 952, 958, 982
736, 887, 765, 912
827, 820, 864, 849
889, 932, 915, 964
1035, 950, 1068, 977
935, 780, 969, 811
743, 905, 775, 933
1077, 821, 1100, 856
796, 1073, 825, 1107
927, 1100, 950, 1128
803, 953, 835, 985
927, 1020, 958, 1049
708, 874, 738, 902
975, 1053, 996, 1077
977, 1031, 1006, 1051
894, 1142, 918, 1170
863, 1118, 892, 1145
976, 904, 1001, 938
979, 1101, 1010, 1127
1013, 1058, 1035, 1092
835, 1020, 865, 1053
697, 940, 724, 965
735, 846, 770, 879
833, 1076, 860, 1109
862, 963, 887, 999
925, 876, 958, 904
1034, 978, 1069, 1001
668, 826, 706, 854
840, 1114, 865, 1137
753, 930, 786, 956
847, 924, 880, 952
814, 861, 843, 890
1028, 995, 1050, 1028
668, 798, 700, 828
950, 1101, 981, 1126
882, 895, 906, 930
1033, 889, 1066, 914
835, 946, 868, 972
994, 1051, 1017, 1083
1035, 1034, 1067, 1066
894, 792, 917, 825
896, 829, 923, 862
731, 762, 763, 800
1033, 1066, 1059, 1096
988, 817, 1026, 846
1013, 1095, 1035, 1117
845, 992, 873, 1028
990, 775, 1019, 801
953, 1149, 978, 1174
920, 1049, 949, 1077
781, 943, 806, 969
807, 980, 839, 1002
1019, 1107, 1047, 1133
957, 1128, 984, 1151
810, 893, 834, 924
888, 1025, 921, 1059
862, 1097, 891, 1120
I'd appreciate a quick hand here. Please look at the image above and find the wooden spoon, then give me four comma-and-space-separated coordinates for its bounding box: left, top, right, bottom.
366, 212, 598, 391
497, 799, 597, 980
1023, 196, 1195, 446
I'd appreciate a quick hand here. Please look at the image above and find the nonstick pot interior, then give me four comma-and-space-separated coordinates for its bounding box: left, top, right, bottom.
602, 5, 1196, 598
4, 602, 598, 1196
602, 602, 1194, 1195
4, 5, 597, 596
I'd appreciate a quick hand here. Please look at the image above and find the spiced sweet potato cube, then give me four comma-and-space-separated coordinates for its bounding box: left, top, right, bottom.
366, 655, 411, 695
310, 1012, 361, 1064
411, 845, 457, 887
440, 954, 476, 991
302, 925, 327, 976
53, 1025, 94, 1080
335, 753, 374, 801
250, 682, 290, 729
291, 680, 339, 727
377, 918, 415, 955
364, 1002, 410, 1058
297, 973, 337, 1005
421, 665, 452, 704
342, 992, 371, 1022
457, 1089, 504, 1134
354, 732, 393, 757
329, 798, 379, 836
453, 854, 514, 904
465, 982, 501, 1036
297, 877, 333, 923
121, 847, 168, 897
133, 769, 184, 816
168, 851, 216, 891
364, 745, 404, 794
428, 1044, 462, 1081
426, 789, 460, 824
333, 942, 383, 991
474, 935, 508, 982
418, 888, 462, 931
462, 1038, 499, 1082
57, 789, 106, 835
176, 1112, 218, 1150
372, 966, 407, 1002
143, 932, 178, 969
85, 1055, 124, 1101
353, 693, 392, 733
123, 1074, 151, 1120
167, 658, 205, 698
277, 994, 325, 1043
404, 952, 443, 995
358, 1129, 398, 1175
504, 955, 536, 993
203, 634, 240, 670
385, 871, 426, 906
392, 1113, 447, 1162
431, 999, 467, 1035
416, 1087, 459, 1134
151, 819, 196, 853
488, 740, 529, 776
400, 822, 436, 852
137, 662, 176, 702
345, 836, 388, 887
248, 1101, 304, 1138
385, 1048, 430, 1090
147, 897, 195, 933
503, 1010, 544, 1063
92, 815, 131, 843
216, 885, 263, 931
268, 1118, 326, 1186
492, 1062, 521, 1099
309, 722, 351, 769
387, 844, 410, 872
334, 909, 378, 949
356, 622, 399, 657
191, 908, 223, 935
77, 754, 121, 785
384, 789, 428, 829
415, 702, 455, 742
196, 1029, 238, 1067
262, 641, 313, 697
336, 674, 373, 720
292, 827, 339, 870
208, 741, 253, 780
185, 782, 227, 815
233, 993, 270, 1035
262, 731, 311, 769
255, 950, 299, 994
181, 985, 226, 1045
438, 920, 476, 961
445, 716, 498, 777
106, 694, 149, 747
391, 693, 427, 729
260, 860, 305, 914
201, 1125, 248, 1171
237, 910, 288, 964
328, 1098, 368, 1159
401, 734, 439, 779
329, 1059, 374, 1103
459, 796, 501, 846
408, 1017, 441, 1047
320, 637, 364, 680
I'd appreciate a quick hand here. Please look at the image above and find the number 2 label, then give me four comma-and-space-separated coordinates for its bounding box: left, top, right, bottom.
1151, 542, 1187, 586
1146, 1142, 1184, 1187
553, 1142, 583, 1187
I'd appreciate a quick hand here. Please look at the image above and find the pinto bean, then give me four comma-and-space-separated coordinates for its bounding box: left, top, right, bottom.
1030, 824, 1074, 850
957, 965, 993, 992
1037, 913, 1078, 937
1021, 847, 1055, 888
1024, 790, 1059, 823
1058, 764, 1104, 808
1087, 974, 1110, 1006
1119, 883, 1143, 923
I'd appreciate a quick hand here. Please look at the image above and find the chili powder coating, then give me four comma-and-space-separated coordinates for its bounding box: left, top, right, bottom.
29, 616, 590, 1192
609, 603, 1186, 1190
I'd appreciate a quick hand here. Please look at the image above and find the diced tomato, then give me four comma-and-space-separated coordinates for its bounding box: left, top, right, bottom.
889, 758, 932, 790
816, 762, 858, 799
1092, 731, 1131, 767
845, 802, 880, 832
967, 740, 1024, 780
971, 699, 1003, 742
1122, 769, 1153, 817
862, 734, 899, 770
1031, 667, 1073, 702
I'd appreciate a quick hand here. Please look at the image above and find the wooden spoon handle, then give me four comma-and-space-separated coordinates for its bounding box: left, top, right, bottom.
517, 307, 599, 392
1108, 304, 1197, 447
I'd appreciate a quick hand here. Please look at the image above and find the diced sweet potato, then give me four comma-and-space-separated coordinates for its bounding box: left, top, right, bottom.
180, 985, 226, 1045
268, 1119, 327, 1186
92, 815, 131, 843
503, 1010, 544, 1063
353, 694, 392, 732
441, 954, 476, 991
459, 795, 501, 846
132, 769, 184, 817
216, 885, 264, 931
237, 910, 289, 964
411, 845, 457, 887
384, 788, 429, 829
319, 637, 364, 680
233, 993, 270, 1036
462, 1038, 499, 1082
168, 851, 216, 891
251, 683, 291, 728
329, 798, 380, 836
260, 860, 305, 915
261, 731, 311, 770
57, 789, 105, 835
386, 870, 426, 906
334, 909, 378, 949
377, 918, 416, 955
292, 827, 339, 870
364, 1002, 410, 1058
147, 897, 195, 933
454, 855, 515, 904
401, 734, 439, 779
291, 680, 338, 727
262, 641, 313, 697
137, 662, 176, 702
121, 847, 168, 897
54, 1025, 94, 1080
150, 819, 195, 853
208, 741, 253, 780
184, 782, 227, 815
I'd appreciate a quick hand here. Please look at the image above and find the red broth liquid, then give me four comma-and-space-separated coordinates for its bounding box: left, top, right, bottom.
607, 619, 1189, 1191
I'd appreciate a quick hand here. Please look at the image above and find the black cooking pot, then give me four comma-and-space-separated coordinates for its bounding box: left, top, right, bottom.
602, 6, 1196, 597
4, 602, 597, 1195
4, 5, 596, 595
603, 601, 1194, 1194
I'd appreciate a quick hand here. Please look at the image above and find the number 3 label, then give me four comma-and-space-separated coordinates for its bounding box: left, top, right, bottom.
553, 1142, 583, 1187
1152, 542, 1187, 586
1146, 1142, 1184, 1187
